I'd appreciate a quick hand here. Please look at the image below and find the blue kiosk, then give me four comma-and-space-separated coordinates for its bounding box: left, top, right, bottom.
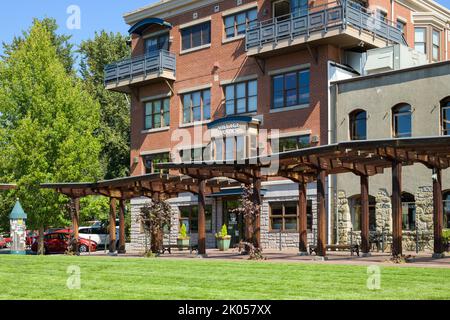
9, 200, 27, 255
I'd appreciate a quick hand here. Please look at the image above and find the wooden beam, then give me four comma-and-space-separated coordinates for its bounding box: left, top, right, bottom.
316, 170, 327, 258
298, 182, 308, 254
118, 199, 126, 254
253, 175, 262, 248
360, 175, 370, 256
109, 198, 117, 254
71, 197, 80, 253
198, 179, 207, 255
392, 161, 403, 257
432, 168, 444, 257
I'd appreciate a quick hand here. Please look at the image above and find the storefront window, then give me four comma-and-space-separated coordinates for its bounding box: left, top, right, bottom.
179, 205, 212, 233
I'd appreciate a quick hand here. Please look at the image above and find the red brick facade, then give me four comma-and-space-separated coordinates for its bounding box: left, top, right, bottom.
124, 0, 449, 176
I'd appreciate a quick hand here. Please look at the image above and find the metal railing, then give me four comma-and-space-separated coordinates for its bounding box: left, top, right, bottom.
245, 0, 406, 50
104, 49, 176, 85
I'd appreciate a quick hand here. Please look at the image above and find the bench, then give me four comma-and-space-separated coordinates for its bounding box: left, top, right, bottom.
309, 244, 360, 256
160, 244, 198, 254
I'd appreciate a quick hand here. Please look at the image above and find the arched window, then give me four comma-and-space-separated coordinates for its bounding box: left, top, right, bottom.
392, 104, 412, 138
444, 191, 450, 229
349, 110, 367, 140
441, 98, 450, 136
401, 192, 416, 231
348, 195, 376, 231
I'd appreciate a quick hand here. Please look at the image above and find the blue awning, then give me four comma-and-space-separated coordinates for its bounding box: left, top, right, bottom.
128, 18, 172, 35
207, 187, 267, 198
207, 115, 257, 129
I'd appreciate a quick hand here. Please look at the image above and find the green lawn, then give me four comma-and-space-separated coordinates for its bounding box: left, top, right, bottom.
0, 255, 449, 300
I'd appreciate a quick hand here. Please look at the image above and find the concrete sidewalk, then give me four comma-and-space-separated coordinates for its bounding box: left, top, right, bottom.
84, 247, 450, 268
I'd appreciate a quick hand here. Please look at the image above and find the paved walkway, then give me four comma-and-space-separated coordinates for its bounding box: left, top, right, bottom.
86, 247, 450, 268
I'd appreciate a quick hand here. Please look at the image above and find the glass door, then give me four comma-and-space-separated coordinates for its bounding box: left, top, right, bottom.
223, 200, 244, 247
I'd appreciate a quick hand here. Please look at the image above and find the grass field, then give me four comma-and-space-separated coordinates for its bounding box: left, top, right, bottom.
0, 255, 449, 300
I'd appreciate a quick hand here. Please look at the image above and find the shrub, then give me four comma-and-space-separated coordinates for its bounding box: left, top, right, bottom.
443, 229, 450, 245
215, 224, 229, 239
178, 224, 189, 240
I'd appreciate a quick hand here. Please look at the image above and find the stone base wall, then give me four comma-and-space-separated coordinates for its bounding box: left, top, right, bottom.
260, 195, 318, 250
130, 196, 218, 253
129, 183, 321, 252
337, 186, 435, 251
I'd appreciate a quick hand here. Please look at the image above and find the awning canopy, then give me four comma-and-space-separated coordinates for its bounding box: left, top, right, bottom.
128, 18, 172, 35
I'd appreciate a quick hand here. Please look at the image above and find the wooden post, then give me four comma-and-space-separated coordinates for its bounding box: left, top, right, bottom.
198, 179, 207, 256
253, 175, 262, 248
298, 182, 308, 255
432, 168, 444, 258
316, 170, 327, 259
109, 198, 117, 254
392, 161, 403, 257
72, 197, 80, 253
360, 175, 370, 256
118, 199, 126, 254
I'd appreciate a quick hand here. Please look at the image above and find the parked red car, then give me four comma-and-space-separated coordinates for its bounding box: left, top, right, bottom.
0, 235, 12, 249
31, 232, 97, 254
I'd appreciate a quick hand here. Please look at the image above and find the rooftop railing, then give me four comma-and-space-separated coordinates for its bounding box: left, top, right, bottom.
245, 0, 406, 50
104, 49, 176, 86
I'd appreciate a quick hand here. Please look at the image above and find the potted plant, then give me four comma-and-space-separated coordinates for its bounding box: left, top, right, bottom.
177, 224, 190, 250
216, 224, 231, 251
443, 229, 450, 252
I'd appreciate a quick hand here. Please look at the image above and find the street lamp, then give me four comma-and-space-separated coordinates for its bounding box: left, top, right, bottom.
9, 200, 27, 255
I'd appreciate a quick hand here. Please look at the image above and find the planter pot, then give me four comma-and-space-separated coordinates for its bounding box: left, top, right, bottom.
217, 238, 231, 251
177, 238, 190, 250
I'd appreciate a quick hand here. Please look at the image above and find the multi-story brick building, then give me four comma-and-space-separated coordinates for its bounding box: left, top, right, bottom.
104, 0, 450, 252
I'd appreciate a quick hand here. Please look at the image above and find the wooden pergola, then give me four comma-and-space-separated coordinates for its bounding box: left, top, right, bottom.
157, 163, 267, 252
42, 174, 238, 254
43, 136, 450, 259
159, 136, 450, 258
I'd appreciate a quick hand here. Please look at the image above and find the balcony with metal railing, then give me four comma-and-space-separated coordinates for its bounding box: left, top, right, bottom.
245, 0, 407, 56
104, 50, 176, 93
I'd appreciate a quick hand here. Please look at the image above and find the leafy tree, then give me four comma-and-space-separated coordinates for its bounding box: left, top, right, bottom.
0, 21, 102, 254
79, 31, 131, 179
79, 196, 109, 224
2, 17, 75, 74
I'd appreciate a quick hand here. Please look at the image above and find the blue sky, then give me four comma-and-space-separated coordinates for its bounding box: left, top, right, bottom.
0, 0, 449, 56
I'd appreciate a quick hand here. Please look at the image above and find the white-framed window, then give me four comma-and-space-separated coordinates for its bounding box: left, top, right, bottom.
414, 27, 427, 54
432, 29, 440, 61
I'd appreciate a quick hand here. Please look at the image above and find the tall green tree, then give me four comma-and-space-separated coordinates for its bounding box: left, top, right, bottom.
2, 17, 75, 74
0, 21, 102, 253
79, 31, 131, 179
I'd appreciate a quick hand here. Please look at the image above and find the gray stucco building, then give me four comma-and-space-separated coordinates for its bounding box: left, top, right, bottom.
330, 60, 450, 250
